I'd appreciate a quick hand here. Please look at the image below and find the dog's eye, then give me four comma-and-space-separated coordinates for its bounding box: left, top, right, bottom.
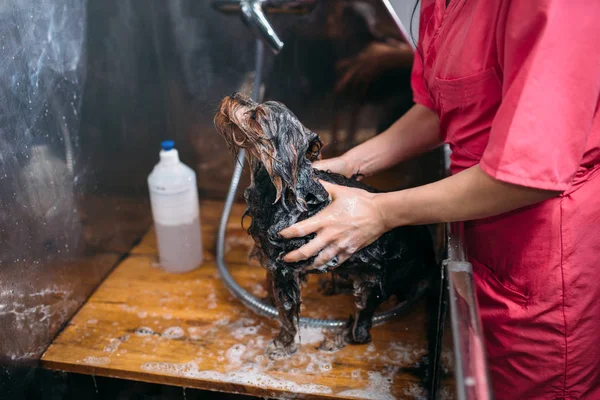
310, 142, 321, 154
250, 111, 257, 120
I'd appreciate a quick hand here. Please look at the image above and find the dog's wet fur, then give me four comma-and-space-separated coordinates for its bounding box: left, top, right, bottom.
215, 93, 436, 359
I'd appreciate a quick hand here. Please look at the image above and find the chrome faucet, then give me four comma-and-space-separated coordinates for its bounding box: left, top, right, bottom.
211, 0, 317, 54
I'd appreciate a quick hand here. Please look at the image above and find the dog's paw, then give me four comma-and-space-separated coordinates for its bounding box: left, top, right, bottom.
347, 326, 372, 345
340, 316, 372, 345
318, 332, 346, 352
266, 339, 298, 360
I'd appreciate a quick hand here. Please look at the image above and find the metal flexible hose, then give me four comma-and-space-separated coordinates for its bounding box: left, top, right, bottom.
215, 40, 425, 328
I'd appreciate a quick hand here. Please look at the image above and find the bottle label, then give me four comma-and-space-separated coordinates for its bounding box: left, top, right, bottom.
150, 187, 200, 226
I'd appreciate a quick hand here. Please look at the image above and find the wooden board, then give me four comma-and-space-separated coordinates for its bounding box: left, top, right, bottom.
42, 200, 455, 399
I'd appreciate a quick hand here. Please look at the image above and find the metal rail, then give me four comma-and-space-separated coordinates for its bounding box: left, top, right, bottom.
443, 147, 493, 400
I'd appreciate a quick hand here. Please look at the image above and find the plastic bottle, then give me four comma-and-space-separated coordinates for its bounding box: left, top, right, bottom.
148, 140, 203, 273
20, 143, 81, 256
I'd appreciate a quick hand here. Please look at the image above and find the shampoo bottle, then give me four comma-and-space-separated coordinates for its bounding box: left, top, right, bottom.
148, 140, 202, 273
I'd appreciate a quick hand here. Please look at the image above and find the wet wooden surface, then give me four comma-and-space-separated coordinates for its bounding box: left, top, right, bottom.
42, 200, 455, 399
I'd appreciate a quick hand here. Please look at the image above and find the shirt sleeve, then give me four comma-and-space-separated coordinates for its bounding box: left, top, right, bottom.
480, 0, 600, 191
410, 3, 435, 110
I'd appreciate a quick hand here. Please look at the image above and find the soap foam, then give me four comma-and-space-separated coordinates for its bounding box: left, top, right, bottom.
295, 327, 324, 345
188, 326, 213, 340
135, 326, 155, 336
402, 383, 427, 399
104, 339, 121, 353
383, 342, 427, 366
207, 292, 217, 309
304, 353, 334, 374
140, 361, 332, 395
337, 369, 398, 400
81, 356, 110, 365
228, 317, 260, 340
251, 284, 267, 297
226, 344, 247, 367
163, 326, 185, 339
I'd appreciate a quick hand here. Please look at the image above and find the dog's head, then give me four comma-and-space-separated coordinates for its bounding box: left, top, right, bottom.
214, 93, 323, 205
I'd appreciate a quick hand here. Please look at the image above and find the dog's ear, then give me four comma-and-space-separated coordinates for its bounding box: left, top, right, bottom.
266, 124, 321, 208
252, 103, 323, 208
256, 119, 302, 206
305, 130, 323, 162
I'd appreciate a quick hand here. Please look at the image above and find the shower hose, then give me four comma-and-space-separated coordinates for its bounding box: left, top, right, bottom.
215, 40, 426, 329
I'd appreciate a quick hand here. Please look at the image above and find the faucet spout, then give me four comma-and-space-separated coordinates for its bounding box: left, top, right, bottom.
240, 0, 284, 54
211, 0, 317, 54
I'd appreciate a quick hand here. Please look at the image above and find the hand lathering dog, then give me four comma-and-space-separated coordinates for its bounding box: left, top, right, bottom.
214, 93, 436, 359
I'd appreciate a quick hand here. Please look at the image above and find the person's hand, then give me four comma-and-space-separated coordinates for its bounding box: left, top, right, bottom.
334, 41, 413, 96
312, 155, 358, 179
279, 180, 387, 270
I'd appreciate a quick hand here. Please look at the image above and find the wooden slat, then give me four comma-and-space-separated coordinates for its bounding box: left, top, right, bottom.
42, 201, 455, 399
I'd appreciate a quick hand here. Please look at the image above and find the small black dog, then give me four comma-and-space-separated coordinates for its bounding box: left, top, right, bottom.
214, 94, 436, 359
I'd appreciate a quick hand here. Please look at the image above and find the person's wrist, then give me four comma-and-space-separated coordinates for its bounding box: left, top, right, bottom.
374, 191, 410, 231
372, 193, 393, 233
340, 150, 362, 177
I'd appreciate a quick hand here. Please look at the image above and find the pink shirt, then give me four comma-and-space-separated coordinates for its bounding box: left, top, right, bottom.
411, 1, 600, 398
411, 0, 600, 190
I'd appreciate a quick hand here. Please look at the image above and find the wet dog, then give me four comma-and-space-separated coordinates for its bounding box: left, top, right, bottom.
214, 94, 436, 359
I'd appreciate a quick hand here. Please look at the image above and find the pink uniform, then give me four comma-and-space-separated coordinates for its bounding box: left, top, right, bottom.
411, 1, 600, 398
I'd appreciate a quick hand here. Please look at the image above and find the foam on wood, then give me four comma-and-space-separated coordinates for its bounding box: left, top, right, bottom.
42, 201, 455, 399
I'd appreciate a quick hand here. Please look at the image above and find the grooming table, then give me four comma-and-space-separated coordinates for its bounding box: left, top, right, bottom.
42, 200, 455, 399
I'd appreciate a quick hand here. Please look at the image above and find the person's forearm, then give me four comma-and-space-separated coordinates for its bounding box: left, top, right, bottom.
376, 165, 562, 228
343, 104, 442, 177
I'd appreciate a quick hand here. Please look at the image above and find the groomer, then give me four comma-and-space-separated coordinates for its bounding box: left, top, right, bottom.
280, 1, 600, 398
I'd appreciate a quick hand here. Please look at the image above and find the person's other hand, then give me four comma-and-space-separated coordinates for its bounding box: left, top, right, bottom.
312, 156, 357, 179
279, 180, 387, 270
334, 41, 413, 96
